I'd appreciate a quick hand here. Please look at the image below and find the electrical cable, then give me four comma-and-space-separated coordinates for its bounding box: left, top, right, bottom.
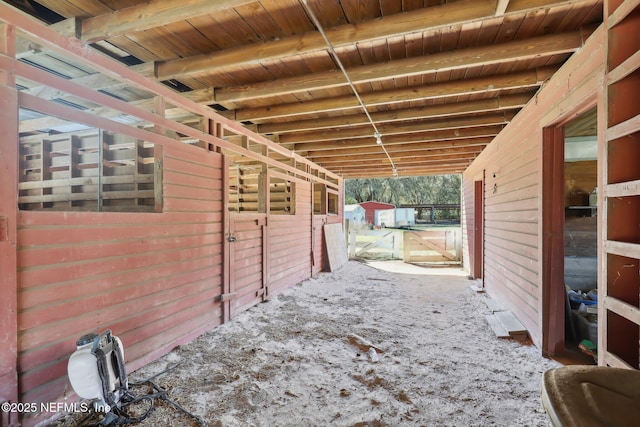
80, 363, 206, 426
300, 0, 398, 176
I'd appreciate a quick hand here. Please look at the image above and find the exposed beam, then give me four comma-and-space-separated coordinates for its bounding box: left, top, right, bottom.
258, 93, 532, 134
322, 161, 477, 175
335, 159, 473, 172
335, 160, 471, 177
235, 67, 556, 121
154, 0, 594, 81
80, 0, 256, 43
310, 147, 484, 165
16, 17, 79, 57
216, 29, 590, 103
282, 113, 512, 144
295, 127, 501, 152
301, 136, 494, 158
340, 166, 465, 178
155, 0, 497, 80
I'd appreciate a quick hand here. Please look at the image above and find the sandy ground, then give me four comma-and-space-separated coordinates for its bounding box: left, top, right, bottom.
53, 260, 562, 427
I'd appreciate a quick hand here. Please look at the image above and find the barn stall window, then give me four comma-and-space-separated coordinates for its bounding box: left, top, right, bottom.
18, 112, 162, 212
228, 160, 296, 215
313, 182, 327, 214
270, 177, 295, 215
327, 190, 339, 215
314, 181, 339, 215
228, 161, 266, 213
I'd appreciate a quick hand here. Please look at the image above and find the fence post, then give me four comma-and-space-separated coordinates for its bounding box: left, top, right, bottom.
349, 229, 357, 258
403, 232, 411, 262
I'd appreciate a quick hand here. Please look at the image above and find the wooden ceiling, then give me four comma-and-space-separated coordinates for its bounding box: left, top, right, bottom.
8, 0, 603, 178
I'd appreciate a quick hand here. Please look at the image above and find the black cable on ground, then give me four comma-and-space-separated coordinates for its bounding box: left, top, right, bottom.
85, 363, 206, 427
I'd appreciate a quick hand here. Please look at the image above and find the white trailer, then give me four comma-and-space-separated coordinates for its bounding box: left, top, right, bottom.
375, 208, 415, 228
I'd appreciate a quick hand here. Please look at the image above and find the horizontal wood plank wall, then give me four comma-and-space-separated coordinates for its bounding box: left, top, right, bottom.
462, 26, 605, 347
268, 180, 313, 296
230, 213, 267, 314
17, 142, 224, 406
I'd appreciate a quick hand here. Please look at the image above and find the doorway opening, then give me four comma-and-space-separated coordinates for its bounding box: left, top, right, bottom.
472, 179, 484, 281
542, 106, 598, 364
563, 108, 598, 363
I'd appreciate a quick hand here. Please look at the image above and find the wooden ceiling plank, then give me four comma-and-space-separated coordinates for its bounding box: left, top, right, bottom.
295, 135, 499, 158
235, 67, 556, 121
257, 92, 531, 135
336, 159, 472, 172
320, 160, 478, 173
310, 147, 484, 164
155, 0, 589, 81
30, 0, 109, 19
341, 167, 464, 178
80, 0, 257, 43
155, 0, 497, 80
300, 138, 495, 158
214, 28, 589, 102
279, 112, 511, 144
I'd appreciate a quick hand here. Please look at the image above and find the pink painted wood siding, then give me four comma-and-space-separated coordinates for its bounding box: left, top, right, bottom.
462, 26, 605, 347
268, 180, 313, 296
230, 213, 267, 314
0, 6, 344, 420
17, 143, 224, 406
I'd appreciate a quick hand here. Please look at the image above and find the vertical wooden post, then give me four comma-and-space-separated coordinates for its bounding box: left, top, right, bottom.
473, 179, 484, 279
41, 139, 52, 208
220, 151, 232, 323
153, 96, 165, 132
153, 145, 163, 212
70, 135, 80, 208
349, 229, 357, 258
261, 219, 269, 301
601, 0, 640, 369
0, 22, 20, 423
541, 126, 566, 357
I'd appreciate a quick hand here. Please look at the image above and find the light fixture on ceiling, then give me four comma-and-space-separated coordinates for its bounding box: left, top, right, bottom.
375, 131, 382, 145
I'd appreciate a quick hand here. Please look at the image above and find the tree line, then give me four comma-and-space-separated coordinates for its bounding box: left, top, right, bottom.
345, 175, 461, 206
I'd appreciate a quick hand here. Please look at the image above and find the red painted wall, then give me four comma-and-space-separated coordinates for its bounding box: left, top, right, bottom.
17, 143, 225, 409
15, 144, 343, 427
269, 181, 313, 296
359, 201, 395, 225
462, 25, 605, 349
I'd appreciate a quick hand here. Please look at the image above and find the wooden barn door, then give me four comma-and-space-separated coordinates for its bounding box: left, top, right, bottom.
227, 213, 268, 319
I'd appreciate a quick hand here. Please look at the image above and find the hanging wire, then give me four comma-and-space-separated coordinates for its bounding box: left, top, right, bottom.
300, 0, 398, 177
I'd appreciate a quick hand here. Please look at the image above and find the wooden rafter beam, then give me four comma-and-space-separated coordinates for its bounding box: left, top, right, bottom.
234, 67, 556, 121
155, 0, 497, 81
336, 164, 472, 175
281, 112, 513, 144
340, 167, 464, 178
79, 0, 257, 43
216, 29, 591, 103
258, 93, 531, 135
335, 160, 471, 176
302, 137, 493, 158
311, 147, 484, 165
153, 0, 595, 81
294, 127, 502, 152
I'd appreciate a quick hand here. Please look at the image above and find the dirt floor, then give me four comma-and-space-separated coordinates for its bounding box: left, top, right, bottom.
53, 260, 562, 426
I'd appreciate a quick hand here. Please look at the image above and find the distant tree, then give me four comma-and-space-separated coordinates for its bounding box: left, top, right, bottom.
345, 175, 461, 205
